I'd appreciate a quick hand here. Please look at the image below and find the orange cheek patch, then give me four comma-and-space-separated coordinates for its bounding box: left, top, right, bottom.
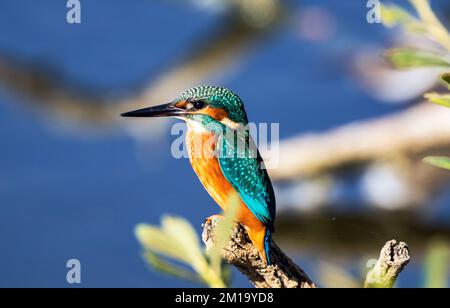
175, 100, 187, 108
199, 106, 228, 121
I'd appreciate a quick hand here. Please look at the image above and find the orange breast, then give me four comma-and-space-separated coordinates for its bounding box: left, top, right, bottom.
186, 128, 235, 211
186, 128, 267, 261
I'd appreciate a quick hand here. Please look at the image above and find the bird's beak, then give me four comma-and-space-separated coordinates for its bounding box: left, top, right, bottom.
121, 102, 186, 118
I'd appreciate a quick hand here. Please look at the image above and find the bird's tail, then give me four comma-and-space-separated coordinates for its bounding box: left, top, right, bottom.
264, 228, 272, 265
245, 224, 272, 265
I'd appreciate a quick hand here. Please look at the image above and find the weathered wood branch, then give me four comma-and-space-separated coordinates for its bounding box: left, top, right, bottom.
203, 217, 411, 288
202, 217, 316, 288
364, 240, 410, 288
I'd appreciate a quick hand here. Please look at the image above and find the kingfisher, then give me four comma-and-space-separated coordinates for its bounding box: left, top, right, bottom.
121, 86, 276, 264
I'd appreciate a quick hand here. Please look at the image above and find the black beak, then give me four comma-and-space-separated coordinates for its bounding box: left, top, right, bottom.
121, 102, 186, 118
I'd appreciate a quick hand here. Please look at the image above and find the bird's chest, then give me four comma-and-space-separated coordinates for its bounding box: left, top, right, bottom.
186, 129, 235, 210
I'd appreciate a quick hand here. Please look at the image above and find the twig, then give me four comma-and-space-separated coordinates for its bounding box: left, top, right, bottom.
202, 217, 316, 288
409, 0, 450, 51
364, 240, 410, 288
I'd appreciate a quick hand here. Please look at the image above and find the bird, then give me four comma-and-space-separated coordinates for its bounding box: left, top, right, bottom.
121, 86, 276, 264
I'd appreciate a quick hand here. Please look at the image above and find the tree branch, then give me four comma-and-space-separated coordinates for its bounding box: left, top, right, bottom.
201, 217, 316, 288
203, 217, 411, 288
268, 103, 450, 181
364, 240, 410, 288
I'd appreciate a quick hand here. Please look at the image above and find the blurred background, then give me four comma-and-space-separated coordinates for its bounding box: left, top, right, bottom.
1, 0, 450, 287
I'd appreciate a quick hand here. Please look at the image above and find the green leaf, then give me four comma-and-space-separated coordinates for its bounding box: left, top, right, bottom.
440, 73, 450, 89
381, 4, 416, 27
207, 196, 240, 277
423, 156, 450, 170
160, 216, 206, 266
385, 48, 450, 69
135, 216, 228, 288
424, 93, 450, 107
423, 239, 450, 288
143, 251, 203, 284
135, 216, 206, 269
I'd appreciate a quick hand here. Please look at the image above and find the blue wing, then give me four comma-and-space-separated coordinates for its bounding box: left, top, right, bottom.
217, 132, 276, 230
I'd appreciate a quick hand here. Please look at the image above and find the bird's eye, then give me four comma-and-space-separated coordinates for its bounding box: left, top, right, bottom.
193, 100, 206, 110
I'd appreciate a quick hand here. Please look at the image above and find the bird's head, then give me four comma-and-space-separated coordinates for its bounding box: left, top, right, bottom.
121, 86, 249, 130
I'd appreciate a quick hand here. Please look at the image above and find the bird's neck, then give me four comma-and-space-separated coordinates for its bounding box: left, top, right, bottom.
186, 123, 219, 161
185, 118, 251, 161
